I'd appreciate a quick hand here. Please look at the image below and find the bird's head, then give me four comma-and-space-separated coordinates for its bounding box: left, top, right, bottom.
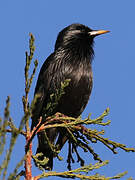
55, 23, 109, 52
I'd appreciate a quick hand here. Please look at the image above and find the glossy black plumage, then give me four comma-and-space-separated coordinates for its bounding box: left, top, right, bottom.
32, 23, 109, 170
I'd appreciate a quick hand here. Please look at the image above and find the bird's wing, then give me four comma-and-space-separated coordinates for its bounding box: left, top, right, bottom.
31, 52, 57, 128
31, 50, 73, 128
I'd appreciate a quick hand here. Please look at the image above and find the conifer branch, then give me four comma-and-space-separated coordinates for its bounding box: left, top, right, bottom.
23, 33, 38, 179
33, 161, 127, 180
32, 110, 135, 171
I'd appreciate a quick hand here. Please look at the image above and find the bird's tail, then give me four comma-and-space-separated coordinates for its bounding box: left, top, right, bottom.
35, 128, 58, 170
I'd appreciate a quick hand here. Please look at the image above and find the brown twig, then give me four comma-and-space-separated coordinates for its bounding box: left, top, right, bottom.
25, 133, 32, 180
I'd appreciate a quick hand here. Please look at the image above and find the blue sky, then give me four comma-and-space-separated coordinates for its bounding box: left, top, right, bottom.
0, 0, 135, 179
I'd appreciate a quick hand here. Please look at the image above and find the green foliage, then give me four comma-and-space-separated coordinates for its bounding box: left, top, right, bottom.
0, 33, 134, 180
34, 161, 128, 180
45, 78, 71, 116
32, 153, 49, 171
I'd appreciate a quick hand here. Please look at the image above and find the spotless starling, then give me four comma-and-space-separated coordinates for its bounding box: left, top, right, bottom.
31, 23, 109, 170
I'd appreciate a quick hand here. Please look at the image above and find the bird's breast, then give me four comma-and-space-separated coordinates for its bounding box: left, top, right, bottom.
56, 60, 93, 117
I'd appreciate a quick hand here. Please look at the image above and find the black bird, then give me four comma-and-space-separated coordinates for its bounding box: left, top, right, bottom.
32, 23, 109, 170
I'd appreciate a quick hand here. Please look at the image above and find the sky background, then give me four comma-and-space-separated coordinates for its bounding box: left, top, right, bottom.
0, 0, 135, 179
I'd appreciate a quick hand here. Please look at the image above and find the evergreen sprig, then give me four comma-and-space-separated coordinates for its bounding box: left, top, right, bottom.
34, 161, 128, 180
35, 109, 135, 172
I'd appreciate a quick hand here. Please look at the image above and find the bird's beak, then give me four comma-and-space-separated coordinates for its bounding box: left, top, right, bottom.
89, 30, 110, 36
